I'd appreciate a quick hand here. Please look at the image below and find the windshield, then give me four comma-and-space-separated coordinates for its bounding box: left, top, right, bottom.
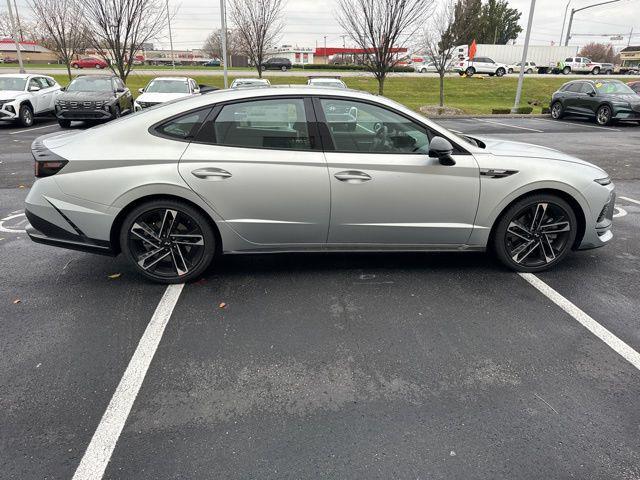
311, 80, 345, 88
67, 77, 113, 92
145, 79, 190, 93
0, 77, 27, 91
595, 81, 635, 95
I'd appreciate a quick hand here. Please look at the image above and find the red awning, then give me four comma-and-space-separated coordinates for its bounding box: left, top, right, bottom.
314, 47, 408, 56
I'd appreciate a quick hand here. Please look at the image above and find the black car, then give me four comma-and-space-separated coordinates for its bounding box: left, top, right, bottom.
55, 75, 134, 127
550, 79, 640, 126
260, 57, 292, 72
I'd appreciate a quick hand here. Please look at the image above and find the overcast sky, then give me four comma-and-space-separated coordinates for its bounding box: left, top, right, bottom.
7, 0, 640, 51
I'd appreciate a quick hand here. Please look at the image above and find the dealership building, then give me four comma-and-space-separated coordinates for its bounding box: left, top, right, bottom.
0, 39, 57, 63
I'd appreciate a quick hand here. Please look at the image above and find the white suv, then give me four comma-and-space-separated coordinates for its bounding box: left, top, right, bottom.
0, 74, 61, 127
560, 57, 602, 75
135, 77, 200, 109
507, 61, 537, 74
455, 57, 508, 77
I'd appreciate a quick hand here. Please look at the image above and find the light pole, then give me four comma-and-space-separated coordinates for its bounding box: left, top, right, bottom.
220, 0, 228, 88
165, 0, 175, 69
5, 0, 24, 73
559, 1, 570, 46
564, 0, 621, 45
512, 0, 536, 113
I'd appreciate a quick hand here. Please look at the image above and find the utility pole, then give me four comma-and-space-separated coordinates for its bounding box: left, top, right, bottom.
629, 27, 634, 47
165, 0, 175, 69
323, 36, 327, 64
564, 0, 621, 45
5, 0, 25, 73
560, 1, 570, 46
512, 0, 536, 113
341, 34, 346, 64
219, 0, 228, 88
13, 0, 23, 41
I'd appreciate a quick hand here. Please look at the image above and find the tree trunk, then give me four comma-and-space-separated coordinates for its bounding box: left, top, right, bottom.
66, 62, 72, 81
439, 72, 445, 107
377, 74, 385, 95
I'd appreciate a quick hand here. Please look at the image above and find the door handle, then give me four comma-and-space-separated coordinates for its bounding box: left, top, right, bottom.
334, 170, 372, 183
191, 167, 232, 179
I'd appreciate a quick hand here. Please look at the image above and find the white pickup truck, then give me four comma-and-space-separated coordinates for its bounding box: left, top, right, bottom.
559, 57, 603, 75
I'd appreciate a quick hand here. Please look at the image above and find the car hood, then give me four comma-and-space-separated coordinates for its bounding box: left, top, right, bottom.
58, 91, 116, 102
474, 136, 606, 172
0, 90, 25, 100
137, 92, 192, 103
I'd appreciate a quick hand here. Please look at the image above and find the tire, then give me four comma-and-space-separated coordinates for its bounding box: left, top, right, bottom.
496, 67, 506, 77
18, 104, 34, 127
493, 194, 577, 272
72, 63, 79, 69
57, 119, 71, 128
508, 68, 514, 74
595, 104, 613, 126
526, 68, 533, 74
261, 65, 266, 71
281, 65, 288, 71
465, 67, 475, 76
420, 68, 427, 73
562, 66, 571, 75
591, 67, 600, 75
605, 69, 613, 75
112, 105, 121, 120
95, 64, 102, 69
119, 200, 216, 283
458, 71, 464, 76
550, 101, 564, 120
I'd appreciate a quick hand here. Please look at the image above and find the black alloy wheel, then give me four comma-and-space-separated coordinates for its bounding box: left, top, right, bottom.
465, 67, 475, 76
496, 68, 506, 77
596, 105, 612, 126
120, 200, 215, 283
19, 104, 34, 127
550, 101, 563, 119
493, 195, 576, 272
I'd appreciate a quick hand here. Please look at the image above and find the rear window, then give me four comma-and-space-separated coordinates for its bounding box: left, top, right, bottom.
155, 109, 210, 140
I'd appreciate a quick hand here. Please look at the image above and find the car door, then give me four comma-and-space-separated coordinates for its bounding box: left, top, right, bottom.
178, 96, 331, 245
579, 82, 600, 115
315, 96, 480, 245
34, 77, 55, 113
562, 82, 585, 115
113, 77, 132, 113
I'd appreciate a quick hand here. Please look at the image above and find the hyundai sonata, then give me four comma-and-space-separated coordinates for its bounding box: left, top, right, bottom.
25, 87, 615, 283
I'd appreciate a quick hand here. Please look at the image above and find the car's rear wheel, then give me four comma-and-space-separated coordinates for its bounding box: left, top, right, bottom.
58, 119, 71, 128
493, 194, 576, 272
550, 101, 564, 119
72, 63, 79, 69
465, 67, 475, 76
562, 66, 571, 74
496, 67, 506, 77
281, 65, 288, 71
120, 200, 216, 283
508, 68, 514, 74
95, 64, 102, 69
591, 67, 600, 75
18, 104, 33, 127
526, 68, 533, 74
596, 104, 612, 125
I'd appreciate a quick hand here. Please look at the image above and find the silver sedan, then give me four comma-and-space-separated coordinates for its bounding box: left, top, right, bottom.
25, 87, 615, 283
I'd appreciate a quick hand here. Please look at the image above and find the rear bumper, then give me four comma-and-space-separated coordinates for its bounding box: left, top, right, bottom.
25, 209, 115, 256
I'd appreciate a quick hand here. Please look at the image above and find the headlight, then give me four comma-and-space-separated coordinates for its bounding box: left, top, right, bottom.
594, 176, 611, 186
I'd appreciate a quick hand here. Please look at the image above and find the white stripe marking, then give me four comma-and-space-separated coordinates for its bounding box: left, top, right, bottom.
8, 123, 60, 135
532, 117, 621, 132
519, 273, 640, 371
72, 283, 184, 480
619, 196, 640, 206
474, 118, 544, 133
613, 206, 627, 218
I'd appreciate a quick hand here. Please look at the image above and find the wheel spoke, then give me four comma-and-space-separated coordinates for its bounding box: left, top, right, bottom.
169, 233, 205, 246
530, 203, 548, 231
133, 221, 161, 241
540, 235, 556, 263
159, 209, 177, 238
137, 247, 171, 270
170, 244, 189, 276
511, 240, 539, 263
131, 223, 160, 248
507, 221, 533, 241
539, 221, 570, 234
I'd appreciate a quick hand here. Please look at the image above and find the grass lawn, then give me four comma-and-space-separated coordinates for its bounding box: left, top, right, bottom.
47, 73, 640, 115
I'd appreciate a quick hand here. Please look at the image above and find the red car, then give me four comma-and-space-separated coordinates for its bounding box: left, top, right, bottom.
71, 57, 108, 69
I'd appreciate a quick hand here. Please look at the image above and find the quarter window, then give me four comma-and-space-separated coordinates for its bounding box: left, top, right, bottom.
319, 98, 430, 154
156, 109, 210, 140
213, 98, 311, 150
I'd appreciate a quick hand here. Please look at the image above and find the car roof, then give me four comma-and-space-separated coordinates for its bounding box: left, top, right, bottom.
74, 74, 117, 79
0, 73, 40, 79
149, 76, 193, 82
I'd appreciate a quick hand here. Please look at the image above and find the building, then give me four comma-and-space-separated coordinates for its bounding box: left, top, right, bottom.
620, 46, 640, 68
267, 45, 314, 65
0, 39, 58, 63
313, 47, 408, 65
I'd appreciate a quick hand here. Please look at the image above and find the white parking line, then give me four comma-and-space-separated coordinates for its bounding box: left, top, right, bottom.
520, 273, 640, 372
473, 118, 544, 133
619, 196, 640, 206
72, 283, 185, 480
532, 117, 621, 132
8, 124, 59, 135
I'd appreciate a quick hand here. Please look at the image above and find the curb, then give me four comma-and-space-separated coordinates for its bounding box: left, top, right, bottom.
425, 113, 552, 119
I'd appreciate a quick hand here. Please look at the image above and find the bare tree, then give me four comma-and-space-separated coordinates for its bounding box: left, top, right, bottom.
229, 0, 286, 78
203, 28, 242, 67
83, 0, 168, 81
0, 13, 14, 37
337, 0, 432, 95
423, 0, 460, 109
29, 0, 90, 79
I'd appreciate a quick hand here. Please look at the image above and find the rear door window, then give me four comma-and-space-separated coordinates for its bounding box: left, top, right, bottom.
155, 109, 211, 140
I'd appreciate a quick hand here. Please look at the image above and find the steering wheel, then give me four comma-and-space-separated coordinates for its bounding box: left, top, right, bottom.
370, 122, 392, 152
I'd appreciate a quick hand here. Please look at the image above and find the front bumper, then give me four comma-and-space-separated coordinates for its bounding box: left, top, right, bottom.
577, 188, 615, 250
612, 104, 640, 121
0, 101, 19, 120
55, 107, 114, 120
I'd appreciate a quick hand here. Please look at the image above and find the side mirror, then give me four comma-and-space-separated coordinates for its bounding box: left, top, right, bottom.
29, 86, 41, 92
138, 87, 144, 93
428, 136, 456, 166
193, 87, 200, 94
116, 87, 125, 93
60, 86, 66, 92
588, 90, 596, 97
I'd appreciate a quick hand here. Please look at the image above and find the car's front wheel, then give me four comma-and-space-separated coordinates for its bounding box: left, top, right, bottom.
120, 200, 216, 283
508, 68, 514, 74
596, 104, 612, 126
562, 66, 571, 74
58, 119, 71, 128
493, 194, 577, 272
18, 104, 34, 127
281, 65, 288, 71
465, 67, 475, 76
495, 67, 506, 77
550, 101, 564, 119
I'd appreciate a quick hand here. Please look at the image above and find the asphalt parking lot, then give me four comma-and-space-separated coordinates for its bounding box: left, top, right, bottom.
1, 115, 640, 479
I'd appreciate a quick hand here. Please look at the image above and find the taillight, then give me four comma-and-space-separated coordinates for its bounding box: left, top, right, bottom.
35, 160, 68, 178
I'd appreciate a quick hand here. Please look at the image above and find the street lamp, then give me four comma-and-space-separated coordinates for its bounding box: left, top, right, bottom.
559, 1, 570, 46
564, 0, 622, 45
512, 0, 536, 113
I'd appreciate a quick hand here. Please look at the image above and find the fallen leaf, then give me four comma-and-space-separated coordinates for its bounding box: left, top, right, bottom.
18, 185, 25, 189
108, 273, 122, 279
218, 302, 227, 309
12, 298, 21, 304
